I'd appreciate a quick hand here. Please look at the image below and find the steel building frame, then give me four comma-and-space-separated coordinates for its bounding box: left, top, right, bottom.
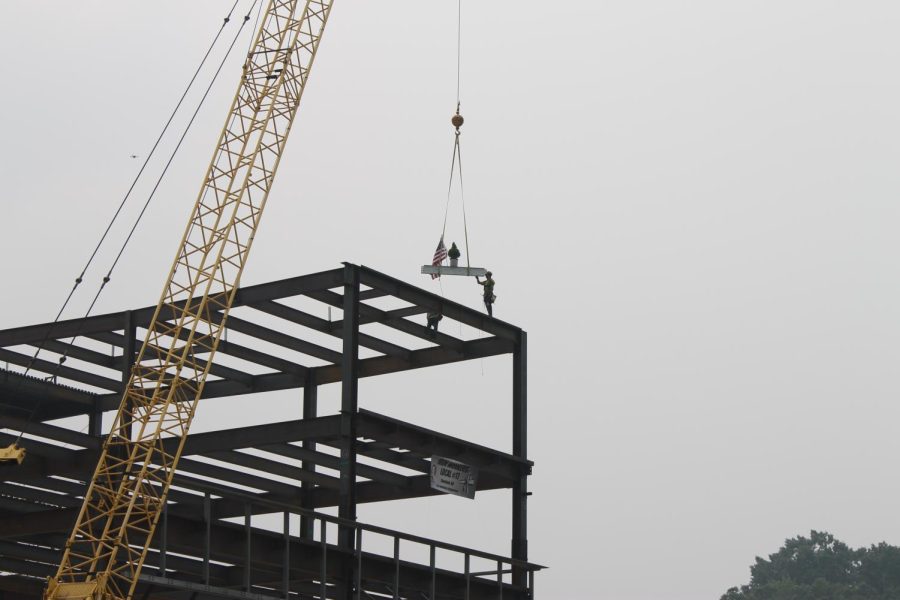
0, 264, 540, 599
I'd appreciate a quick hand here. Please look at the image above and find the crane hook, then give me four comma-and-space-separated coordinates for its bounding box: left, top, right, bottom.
451, 102, 464, 132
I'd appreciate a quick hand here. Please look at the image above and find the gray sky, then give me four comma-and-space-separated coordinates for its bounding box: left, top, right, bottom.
3, 1, 900, 598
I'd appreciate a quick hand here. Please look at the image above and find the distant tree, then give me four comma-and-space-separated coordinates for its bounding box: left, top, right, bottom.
858, 542, 900, 596
722, 531, 900, 600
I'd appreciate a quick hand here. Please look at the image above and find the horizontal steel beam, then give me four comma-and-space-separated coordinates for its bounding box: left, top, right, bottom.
313, 335, 513, 384
0, 269, 345, 348
0, 347, 121, 392
39, 338, 117, 370
0, 431, 301, 506
230, 268, 344, 307
307, 289, 465, 352
0, 369, 96, 407
203, 449, 341, 490
93, 370, 311, 413
310, 471, 514, 507
214, 313, 343, 365
0, 312, 137, 348
88, 330, 305, 381
174, 414, 342, 455
261, 442, 410, 487
356, 409, 532, 479
250, 299, 411, 360
0, 413, 99, 448
83, 339, 510, 413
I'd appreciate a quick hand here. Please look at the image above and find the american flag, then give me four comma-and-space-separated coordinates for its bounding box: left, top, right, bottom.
431, 236, 448, 279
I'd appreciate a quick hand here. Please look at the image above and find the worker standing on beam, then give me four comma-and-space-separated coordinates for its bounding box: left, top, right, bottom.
426, 306, 443, 337
475, 272, 495, 316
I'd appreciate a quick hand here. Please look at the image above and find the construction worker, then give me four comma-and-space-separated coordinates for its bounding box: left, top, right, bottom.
475, 271, 495, 316
426, 306, 443, 337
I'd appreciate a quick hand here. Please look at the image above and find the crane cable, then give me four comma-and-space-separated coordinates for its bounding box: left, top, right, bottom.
9, 0, 259, 446
98, 0, 260, 290
440, 0, 472, 269
13, 0, 242, 383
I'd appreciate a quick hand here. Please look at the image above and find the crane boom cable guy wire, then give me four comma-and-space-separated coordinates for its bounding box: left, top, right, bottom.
11, 0, 258, 446
77, 0, 244, 288
47, 0, 260, 373
103, 0, 260, 282
15, 0, 242, 384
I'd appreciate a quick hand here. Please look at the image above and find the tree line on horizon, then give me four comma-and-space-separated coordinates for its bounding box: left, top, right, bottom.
723, 531, 900, 600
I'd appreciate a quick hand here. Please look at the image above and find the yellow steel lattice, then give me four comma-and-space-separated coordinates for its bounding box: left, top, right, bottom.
46, 1, 335, 598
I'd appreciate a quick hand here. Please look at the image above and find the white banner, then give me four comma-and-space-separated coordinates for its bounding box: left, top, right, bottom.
430, 455, 478, 499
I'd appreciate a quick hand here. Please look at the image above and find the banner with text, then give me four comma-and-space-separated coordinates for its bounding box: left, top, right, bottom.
430, 455, 478, 499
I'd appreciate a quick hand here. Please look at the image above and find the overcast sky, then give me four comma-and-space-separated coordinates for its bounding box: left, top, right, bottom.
3, 2, 900, 599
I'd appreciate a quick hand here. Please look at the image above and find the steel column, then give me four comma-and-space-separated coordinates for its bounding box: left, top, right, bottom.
88, 398, 103, 438
158, 503, 167, 576
430, 545, 436, 600
339, 264, 360, 599
203, 492, 211, 585
122, 311, 136, 439
320, 520, 328, 600
244, 504, 252, 591
301, 370, 318, 539
356, 528, 363, 600
511, 331, 528, 587
465, 553, 471, 600
97, 310, 135, 439
282, 511, 290, 599
393, 536, 400, 600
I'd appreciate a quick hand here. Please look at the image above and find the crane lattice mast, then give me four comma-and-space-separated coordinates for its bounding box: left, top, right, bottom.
45, 1, 334, 598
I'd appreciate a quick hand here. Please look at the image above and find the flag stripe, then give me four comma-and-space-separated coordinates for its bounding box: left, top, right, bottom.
431, 237, 447, 279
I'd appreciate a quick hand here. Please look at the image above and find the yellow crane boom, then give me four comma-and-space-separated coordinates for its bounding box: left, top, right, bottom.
45, 1, 334, 598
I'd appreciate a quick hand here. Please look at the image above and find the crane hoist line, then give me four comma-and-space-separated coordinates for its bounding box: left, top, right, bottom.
44, 2, 335, 599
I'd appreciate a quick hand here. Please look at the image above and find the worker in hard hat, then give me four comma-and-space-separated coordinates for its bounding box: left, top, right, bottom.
475, 272, 495, 316
426, 306, 443, 338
